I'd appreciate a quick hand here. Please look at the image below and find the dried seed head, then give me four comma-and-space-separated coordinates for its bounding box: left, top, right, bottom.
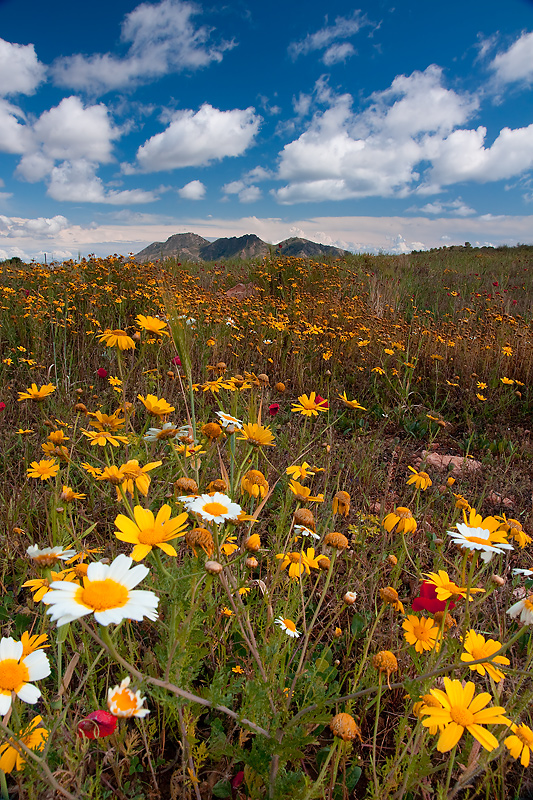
330, 713, 362, 742
245, 556, 259, 569
207, 478, 228, 493
324, 532, 349, 550
175, 477, 198, 496
343, 591, 357, 605
293, 508, 315, 530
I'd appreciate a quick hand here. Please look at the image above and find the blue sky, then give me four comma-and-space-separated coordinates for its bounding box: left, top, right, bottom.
1, 0, 533, 260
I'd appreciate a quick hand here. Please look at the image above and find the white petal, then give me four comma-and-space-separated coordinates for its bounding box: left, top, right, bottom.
23, 650, 51, 681
16, 683, 41, 704
0, 693, 12, 715
0, 638, 22, 661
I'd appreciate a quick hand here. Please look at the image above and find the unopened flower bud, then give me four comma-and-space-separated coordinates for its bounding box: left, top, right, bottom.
387, 554, 398, 565
245, 557, 259, 569
205, 560, 223, 575
492, 574, 505, 586
343, 591, 357, 605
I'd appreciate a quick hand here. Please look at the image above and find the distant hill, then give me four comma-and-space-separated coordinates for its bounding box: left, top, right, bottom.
134, 232, 350, 263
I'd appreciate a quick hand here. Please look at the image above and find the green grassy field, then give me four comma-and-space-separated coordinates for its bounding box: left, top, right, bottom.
0, 245, 533, 799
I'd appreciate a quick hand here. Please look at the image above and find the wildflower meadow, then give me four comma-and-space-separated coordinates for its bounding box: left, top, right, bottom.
1, 244, 533, 799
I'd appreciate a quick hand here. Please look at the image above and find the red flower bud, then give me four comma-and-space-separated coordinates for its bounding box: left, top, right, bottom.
78, 710, 118, 739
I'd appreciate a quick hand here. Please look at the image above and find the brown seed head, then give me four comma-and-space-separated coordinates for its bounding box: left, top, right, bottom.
324, 532, 349, 549
330, 713, 362, 742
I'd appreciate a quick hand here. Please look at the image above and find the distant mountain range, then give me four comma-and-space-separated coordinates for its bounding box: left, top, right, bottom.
134, 232, 350, 263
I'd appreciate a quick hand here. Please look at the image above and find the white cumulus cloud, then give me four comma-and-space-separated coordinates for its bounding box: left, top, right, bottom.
133, 104, 260, 172
33, 96, 120, 163
47, 160, 158, 204
490, 30, 533, 86
51, 0, 234, 95
178, 179, 206, 199
0, 100, 32, 154
273, 65, 533, 203
0, 38, 45, 96
0, 215, 69, 238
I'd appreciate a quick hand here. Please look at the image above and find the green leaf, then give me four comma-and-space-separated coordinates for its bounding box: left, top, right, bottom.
212, 779, 232, 798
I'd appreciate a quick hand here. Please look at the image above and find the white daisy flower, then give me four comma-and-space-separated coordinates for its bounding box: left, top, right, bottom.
447, 523, 514, 563
274, 616, 301, 638
294, 525, 320, 540
143, 423, 180, 442
43, 554, 159, 627
26, 545, 76, 566
0, 637, 51, 715
507, 594, 533, 625
107, 676, 149, 718
215, 411, 243, 430
186, 492, 242, 524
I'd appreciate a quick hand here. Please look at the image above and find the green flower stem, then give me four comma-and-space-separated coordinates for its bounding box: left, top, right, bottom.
0, 769, 8, 800
289, 551, 338, 696
443, 745, 457, 796
302, 739, 340, 800
371, 676, 384, 794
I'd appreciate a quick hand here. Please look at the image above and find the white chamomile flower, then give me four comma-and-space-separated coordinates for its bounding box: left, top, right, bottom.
215, 411, 243, 430
143, 423, 180, 442
107, 676, 149, 718
507, 594, 533, 625
43, 554, 159, 627
294, 525, 320, 541
274, 616, 301, 638
26, 545, 76, 566
0, 637, 51, 715
186, 493, 242, 524
447, 522, 513, 563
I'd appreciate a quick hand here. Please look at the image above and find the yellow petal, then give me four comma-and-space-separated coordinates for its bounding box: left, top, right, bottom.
437, 722, 464, 752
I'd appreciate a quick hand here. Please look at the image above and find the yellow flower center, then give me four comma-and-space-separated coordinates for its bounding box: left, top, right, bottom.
524, 596, 533, 611
450, 706, 474, 727
413, 623, 432, 641
138, 526, 165, 545
112, 689, 137, 713
202, 502, 228, 517
516, 726, 533, 746
0, 659, 29, 692
79, 579, 129, 611
465, 535, 491, 545
283, 619, 296, 632
33, 554, 60, 566
288, 553, 303, 563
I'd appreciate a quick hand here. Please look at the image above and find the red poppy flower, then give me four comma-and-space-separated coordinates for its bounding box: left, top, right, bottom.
315, 394, 329, 409
411, 581, 455, 613
97, 368, 108, 378
268, 403, 280, 416
172, 356, 182, 366
0, 401, 5, 412
78, 710, 118, 739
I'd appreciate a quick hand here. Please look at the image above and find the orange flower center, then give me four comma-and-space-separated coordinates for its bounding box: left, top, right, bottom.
516, 726, 533, 747
111, 689, 138, 714
283, 619, 296, 632
138, 526, 165, 545
450, 706, 474, 727
202, 502, 228, 517
79, 579, 128, 611
0, 659, 29, 692
525, 596, 533, 612
413, 623, 432, 641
